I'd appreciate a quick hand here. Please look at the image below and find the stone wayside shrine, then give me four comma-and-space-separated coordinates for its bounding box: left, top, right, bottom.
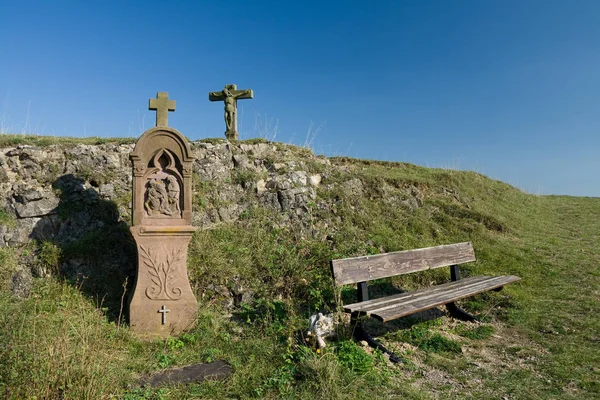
128, 92, 198, 338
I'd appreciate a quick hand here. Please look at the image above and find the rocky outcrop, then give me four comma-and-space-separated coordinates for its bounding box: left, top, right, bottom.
0, 139, 424, 299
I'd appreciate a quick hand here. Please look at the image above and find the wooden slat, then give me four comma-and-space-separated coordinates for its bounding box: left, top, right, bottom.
344, 276, 491, 313
372, 275, 520, 322
375, 276, 518, 320
331, 242, 476, 286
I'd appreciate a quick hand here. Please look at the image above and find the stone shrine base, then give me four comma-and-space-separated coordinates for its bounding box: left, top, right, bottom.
129, 225, 198, 339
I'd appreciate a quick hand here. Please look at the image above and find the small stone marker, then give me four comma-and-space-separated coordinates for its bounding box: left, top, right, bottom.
139, 361, 234, 387
129, 92, 198, 339
208, 84, 253, 140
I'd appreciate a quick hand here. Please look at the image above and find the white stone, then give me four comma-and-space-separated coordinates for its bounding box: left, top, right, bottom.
309, 174, 322, 186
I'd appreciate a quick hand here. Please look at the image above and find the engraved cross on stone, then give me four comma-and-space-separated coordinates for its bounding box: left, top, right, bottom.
158, 305, 170, 325
149, 92, 176, 127
208, 84, 253, 140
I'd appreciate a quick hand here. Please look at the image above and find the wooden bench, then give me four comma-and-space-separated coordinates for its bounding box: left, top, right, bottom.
331, 242, 520, 360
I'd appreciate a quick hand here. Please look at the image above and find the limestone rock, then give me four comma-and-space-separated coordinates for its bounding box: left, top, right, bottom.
14, 194, 59, 218
0, 166, 8, 183
309, 174, 322, 186
10, 267, 33, 298
0, 138, 371, 300
342, 178, 364, 196
6, 218, 39, 246
256, 179, 267, 194
99, 183, 115, 199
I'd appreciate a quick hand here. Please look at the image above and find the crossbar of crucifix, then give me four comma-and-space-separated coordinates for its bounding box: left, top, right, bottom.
208, 84, 253, 140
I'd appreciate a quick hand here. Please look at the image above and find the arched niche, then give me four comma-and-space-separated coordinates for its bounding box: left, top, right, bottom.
130, 127, 194, 226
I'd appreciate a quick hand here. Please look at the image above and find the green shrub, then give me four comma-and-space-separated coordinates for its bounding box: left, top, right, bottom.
38, 241, 62, 275
335, 340, 374, 374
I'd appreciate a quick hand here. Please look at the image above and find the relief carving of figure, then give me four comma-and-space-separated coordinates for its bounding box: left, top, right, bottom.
166, 175, 181, 213
145, 179, 162, 214
144, 175, 181, 217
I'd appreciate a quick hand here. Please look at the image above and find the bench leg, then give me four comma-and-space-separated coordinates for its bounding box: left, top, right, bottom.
448, 265, 478, 321
351, 315, 403, 363
446, 302, 478, 322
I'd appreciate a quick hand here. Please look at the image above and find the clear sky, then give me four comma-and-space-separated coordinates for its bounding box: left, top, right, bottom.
1, 0, 599, 197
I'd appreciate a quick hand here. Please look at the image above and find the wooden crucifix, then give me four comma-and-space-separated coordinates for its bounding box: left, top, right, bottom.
149, 92, 176, 127
208, 84, 253, 140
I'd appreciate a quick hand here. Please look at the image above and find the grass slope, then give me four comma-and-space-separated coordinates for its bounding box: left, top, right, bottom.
0, 136, 598, 399
0, 133, 136, 147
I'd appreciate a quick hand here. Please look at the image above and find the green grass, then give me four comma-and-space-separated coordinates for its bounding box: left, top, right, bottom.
1, 141, 599, 398
0, 133, 135, 147
0, 209, 16, 227
455, 324, 495, 340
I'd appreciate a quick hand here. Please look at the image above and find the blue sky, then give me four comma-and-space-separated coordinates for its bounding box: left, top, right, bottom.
1, 0, 599, 196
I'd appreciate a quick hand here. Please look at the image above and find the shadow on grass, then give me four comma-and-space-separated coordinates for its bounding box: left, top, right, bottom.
31, 174, 136, 324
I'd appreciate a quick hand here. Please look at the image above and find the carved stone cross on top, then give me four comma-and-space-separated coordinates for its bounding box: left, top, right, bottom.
208, 84, 253, 140
149, 92, 176, 127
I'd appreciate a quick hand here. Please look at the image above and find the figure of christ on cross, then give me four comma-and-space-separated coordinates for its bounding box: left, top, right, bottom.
149, 92, 176, 127
208, 84, 253, 140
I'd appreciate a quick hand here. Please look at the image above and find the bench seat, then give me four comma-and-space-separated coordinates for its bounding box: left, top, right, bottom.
344, 275, 521, 322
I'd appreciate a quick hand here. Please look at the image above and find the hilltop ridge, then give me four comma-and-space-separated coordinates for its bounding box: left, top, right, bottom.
0, 134, 598, 399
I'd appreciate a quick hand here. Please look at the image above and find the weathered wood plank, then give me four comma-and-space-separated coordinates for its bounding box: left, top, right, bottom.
331, 242, 476, 286
372, 275, 520, 322
344, 276, 491, 313
383, 276, 516, 317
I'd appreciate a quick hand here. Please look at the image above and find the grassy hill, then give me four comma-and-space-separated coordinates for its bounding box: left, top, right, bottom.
0, 135, 598, 399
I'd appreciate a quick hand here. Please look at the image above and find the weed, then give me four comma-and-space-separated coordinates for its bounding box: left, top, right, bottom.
0, 209, 15, 227
389, 324, 461, 354
166, 336, 185, 350
198, 137, 227, 145
419, 333, 462, 353
201, 348, 221, 363
0, 134, 135, 147
243, 137, 270, 145
121, 387, 169, 400
455, 324, 495, 340
156, 353, 174, 369
0, 247, 17, 289
37, 241, 62, 276
335, 340, 374, 374
231, 169, 262, 186
254, 365, 295, 397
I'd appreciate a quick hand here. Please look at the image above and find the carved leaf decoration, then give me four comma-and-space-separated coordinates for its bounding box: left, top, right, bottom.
140, 245, 183, 300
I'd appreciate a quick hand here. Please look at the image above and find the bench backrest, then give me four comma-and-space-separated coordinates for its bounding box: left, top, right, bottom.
331, 242, 476, 286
